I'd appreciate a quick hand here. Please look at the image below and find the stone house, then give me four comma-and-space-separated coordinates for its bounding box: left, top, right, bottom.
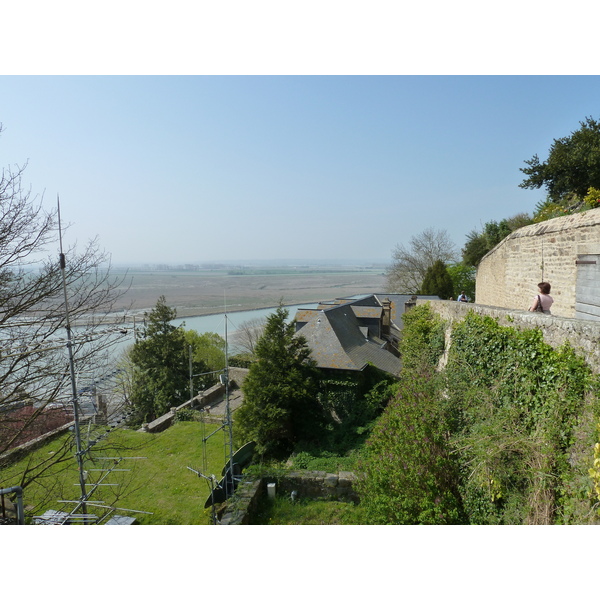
294, 293, 438, 377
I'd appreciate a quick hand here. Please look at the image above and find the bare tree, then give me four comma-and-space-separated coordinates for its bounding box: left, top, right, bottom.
0, 125, 130, 495
386, 228, 458, 294
231, 316, 267, 356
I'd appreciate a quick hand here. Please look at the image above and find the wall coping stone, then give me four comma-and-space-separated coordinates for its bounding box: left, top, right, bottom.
417, 299, 600, 374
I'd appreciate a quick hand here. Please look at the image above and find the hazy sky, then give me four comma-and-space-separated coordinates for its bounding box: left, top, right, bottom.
2, 75, 600, 265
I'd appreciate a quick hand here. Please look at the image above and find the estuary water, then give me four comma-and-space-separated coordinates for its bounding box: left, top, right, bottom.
112, 302, 318, 359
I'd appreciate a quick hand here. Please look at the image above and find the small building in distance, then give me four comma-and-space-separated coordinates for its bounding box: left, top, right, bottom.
294, 293, 439, 377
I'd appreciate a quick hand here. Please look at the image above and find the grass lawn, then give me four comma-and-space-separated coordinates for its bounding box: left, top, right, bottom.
1, 421, 230, 525
2, 421, 370, 525
250, 495, 365, 525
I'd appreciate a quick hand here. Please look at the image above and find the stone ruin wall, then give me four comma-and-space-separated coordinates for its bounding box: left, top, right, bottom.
476, 207, 600, 318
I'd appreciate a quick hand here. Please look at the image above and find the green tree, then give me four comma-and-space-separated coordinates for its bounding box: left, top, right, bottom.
519, 116, 600, 203
355, 304, 465, 524
462, 214, 531, 267
355, 373, 466, 524
185, 330, 226, 393
446, 262, 476, 301
419, 259, 454, 299
234, 306, 325, 459
128, 296, 206, 424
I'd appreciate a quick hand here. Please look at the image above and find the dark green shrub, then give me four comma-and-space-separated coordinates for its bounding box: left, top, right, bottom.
174, 408, 197, 422
355, 370, 466, 524
419, 259, 454, 299
356, 306, 600, 524
398, 303, 446, 370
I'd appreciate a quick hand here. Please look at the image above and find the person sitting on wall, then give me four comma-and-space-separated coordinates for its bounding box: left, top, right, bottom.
529, 281, 554, 314
457, 291, 468, 302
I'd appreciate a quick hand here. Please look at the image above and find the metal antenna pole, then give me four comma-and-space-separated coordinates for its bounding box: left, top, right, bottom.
189, 344, 194, 401
57, 196, 88, 518
224, 298, 235, 499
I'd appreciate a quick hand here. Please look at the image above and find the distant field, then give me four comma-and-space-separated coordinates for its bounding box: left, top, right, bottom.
110, 267, 388, 318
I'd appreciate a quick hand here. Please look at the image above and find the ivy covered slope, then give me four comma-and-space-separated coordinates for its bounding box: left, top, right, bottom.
356, 304, 600, 525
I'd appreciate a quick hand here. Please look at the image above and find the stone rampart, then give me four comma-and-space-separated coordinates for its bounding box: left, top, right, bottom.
418, 299, 600, 374
476, 207, 600, 318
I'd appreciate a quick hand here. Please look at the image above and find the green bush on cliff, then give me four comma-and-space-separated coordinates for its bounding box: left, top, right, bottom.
356, 305, 600, 524
355, 303, 466, 524
445, 312, 600, 524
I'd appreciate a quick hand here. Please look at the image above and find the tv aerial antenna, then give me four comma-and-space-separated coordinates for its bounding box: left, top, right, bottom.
33, 197, 152, 525
187, 296, 250, 524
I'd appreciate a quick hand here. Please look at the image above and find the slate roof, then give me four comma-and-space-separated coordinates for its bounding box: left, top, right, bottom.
295, 296, 398, 375
294, 293, 439, 376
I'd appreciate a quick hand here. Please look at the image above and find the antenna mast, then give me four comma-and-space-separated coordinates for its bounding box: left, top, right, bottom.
224, 296, 235, 492
57, 196, 88, 517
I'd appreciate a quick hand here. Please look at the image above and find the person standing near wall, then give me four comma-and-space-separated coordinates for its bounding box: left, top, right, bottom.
529, 282, 554, 314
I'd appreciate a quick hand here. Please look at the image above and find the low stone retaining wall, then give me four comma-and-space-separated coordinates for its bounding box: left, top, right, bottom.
142, 368, 249, 433
0, 420, 77, 468
218, 479, 263, 525
218, 471, 358, 525
142, 382, 226, 433
419, 299, 600, 374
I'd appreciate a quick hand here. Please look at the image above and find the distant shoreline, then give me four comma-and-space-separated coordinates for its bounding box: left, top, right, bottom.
173, 301, 316, 320
89, 300, 320, 327
100, 268, 387, 324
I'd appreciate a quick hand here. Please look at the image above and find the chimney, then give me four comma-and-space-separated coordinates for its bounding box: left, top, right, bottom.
381, 297, 392, 336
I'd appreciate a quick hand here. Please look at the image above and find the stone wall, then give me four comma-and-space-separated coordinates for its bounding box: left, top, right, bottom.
418, 299, 600, 374
0, 420, 77, 468
142, 368, 250, 433
142, 382, 227, 433
218, 471, 358, 525
476, 208, 600, 318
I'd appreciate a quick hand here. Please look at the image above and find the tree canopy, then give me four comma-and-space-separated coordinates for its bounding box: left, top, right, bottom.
234, 306, 325, 459
461, 213, 532, 268
446, 263, 476, 301
419, 260, 454, 299
519, 116, 600, 203
127, 296, 212, 424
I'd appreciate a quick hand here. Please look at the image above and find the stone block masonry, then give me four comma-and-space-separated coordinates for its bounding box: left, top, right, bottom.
218, 471, 359, 524
476, 207, 600, 318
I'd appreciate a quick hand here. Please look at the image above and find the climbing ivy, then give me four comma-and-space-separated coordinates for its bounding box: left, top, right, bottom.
355, 303, 466, 524
356, 305, 600, 524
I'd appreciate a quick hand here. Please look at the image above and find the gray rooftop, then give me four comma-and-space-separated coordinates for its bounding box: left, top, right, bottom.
295, 293, 439, 376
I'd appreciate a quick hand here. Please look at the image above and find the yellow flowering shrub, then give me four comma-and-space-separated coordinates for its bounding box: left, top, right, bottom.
583, 187, 600, 209
589, 423, 600, 504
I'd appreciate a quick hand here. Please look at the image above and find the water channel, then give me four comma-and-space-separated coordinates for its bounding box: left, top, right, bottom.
111, 302, 319, 359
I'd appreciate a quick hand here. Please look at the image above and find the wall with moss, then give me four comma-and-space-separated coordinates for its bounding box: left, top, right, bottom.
404, 300, 600, 524
419, 299, 600, 374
